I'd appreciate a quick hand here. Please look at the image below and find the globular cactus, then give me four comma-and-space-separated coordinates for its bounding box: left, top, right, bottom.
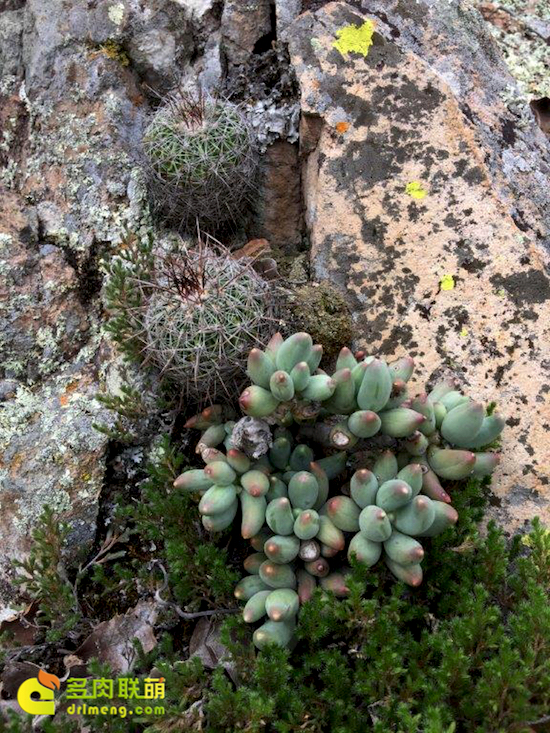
141, 238, 277, 402
173, 331, 506, 649
142, 90, 259, 230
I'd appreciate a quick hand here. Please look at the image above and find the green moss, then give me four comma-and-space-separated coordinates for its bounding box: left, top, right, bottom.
289, 281, 354, 358
97, 40, 131, 67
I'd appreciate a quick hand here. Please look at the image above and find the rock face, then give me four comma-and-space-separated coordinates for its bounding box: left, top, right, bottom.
287, 1, 550, 530
0, 0, 302, 615
0, 0, 164, 612
364, 0, 550, 251
221, 0, 273, 67
259, 140, 303, 251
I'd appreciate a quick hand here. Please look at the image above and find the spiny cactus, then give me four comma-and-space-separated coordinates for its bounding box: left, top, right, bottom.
173, 332, 505, 649
142, 90, 258, 229
105, 232, 278, 403
142, 239, 278, 402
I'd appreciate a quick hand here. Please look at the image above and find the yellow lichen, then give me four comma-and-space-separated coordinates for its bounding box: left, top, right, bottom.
405, 181, 428, 199
440, 274, 455, 291
333, 20, 375, 58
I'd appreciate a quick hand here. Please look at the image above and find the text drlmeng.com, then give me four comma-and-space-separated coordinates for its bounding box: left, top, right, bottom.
67, 703, 165, 718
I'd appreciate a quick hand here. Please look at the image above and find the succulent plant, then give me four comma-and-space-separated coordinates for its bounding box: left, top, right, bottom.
173, 332, 505, 648
238, 332, 505, 481
142, 90, 258, 230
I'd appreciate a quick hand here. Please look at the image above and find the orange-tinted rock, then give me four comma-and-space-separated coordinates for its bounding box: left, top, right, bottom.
288, 1, 550, 528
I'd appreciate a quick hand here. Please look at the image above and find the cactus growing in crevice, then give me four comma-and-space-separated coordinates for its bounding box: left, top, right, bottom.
105, 233, 279, 403
142, 89, 259, 230
173, 332, 505, 648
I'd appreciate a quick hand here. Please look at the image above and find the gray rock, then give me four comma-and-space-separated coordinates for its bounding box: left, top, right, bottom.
276, 0, 302, 39
125, 0, 195, 93
0, 9, 24, 79
287, 0, 550, 531
197, 31, 223, 92
174, 0, 216, 19
221, 0, 273, 67
0, 358, 115, 609
23, 0, 193, 98
0, 0, 164, 614
127, 28, 178, 86
363, 0, 550, 251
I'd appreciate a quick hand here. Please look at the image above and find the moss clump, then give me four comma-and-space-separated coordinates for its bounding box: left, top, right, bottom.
289, 281, 353, 358
97, 40, 131, 67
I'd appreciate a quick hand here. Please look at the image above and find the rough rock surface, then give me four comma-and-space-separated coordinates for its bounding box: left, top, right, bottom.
0, 0, 304, 615
364, 0, 550, 252
258, 140, 303, 251
287, 1, 550, 530
0, 0, 167, 612
221, 0, 273, 67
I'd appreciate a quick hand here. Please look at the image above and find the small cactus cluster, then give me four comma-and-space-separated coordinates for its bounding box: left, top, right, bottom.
174, 332, 505, 648
142, 90, 258, 230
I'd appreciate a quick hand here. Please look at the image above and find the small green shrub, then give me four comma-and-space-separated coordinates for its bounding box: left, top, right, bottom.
12, 507, 82, 643
193, 517, 550, 733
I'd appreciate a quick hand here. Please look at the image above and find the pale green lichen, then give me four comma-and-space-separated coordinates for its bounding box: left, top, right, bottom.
108, 2, 125, 26
0, 364, 114, 535
0, 233, 13, 249
473, 0, 550, 102
0, 159, 18, 188
0, 93, 154, 382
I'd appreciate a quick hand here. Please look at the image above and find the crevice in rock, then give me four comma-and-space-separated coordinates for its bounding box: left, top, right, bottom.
302, 0, 362, 10
530, 97, 550, 136
253, 2, 277, 54
223, 42, 299, 103
91, 440, 144, 557
62, 240, 105, 308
